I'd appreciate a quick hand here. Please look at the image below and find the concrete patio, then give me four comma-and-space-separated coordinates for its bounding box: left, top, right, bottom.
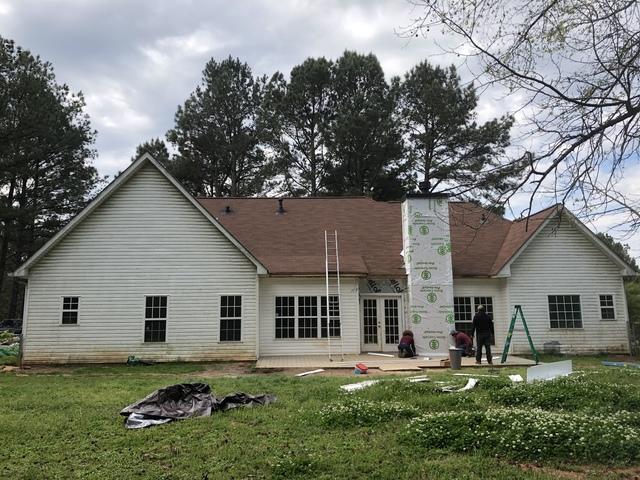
255, 353, 537, 370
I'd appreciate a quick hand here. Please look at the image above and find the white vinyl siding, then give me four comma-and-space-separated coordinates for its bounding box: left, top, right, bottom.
508, 219, 629, 354
259, 277, 360, 355
22, 164, 258, 363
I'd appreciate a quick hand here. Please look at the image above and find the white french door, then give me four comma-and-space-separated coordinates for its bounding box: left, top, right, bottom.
361, 296, 401, 352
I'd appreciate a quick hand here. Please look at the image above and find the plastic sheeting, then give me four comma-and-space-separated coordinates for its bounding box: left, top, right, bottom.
120, 383, 277, 429
401, 196, 454, 355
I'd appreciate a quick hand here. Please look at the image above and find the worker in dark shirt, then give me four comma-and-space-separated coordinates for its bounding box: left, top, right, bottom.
397, 330, 417, 358
450, 330, 473, 356
471, 305, 494, 365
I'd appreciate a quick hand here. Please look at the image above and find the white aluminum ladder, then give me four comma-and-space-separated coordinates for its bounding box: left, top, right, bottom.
325, 230, 344, 361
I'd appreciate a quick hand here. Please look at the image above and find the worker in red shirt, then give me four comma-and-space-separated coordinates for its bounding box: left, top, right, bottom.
450, 330, 473, 357
397, 330, 417, 358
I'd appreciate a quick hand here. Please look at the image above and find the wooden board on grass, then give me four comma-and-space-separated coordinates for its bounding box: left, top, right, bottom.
378, 364, 422, 371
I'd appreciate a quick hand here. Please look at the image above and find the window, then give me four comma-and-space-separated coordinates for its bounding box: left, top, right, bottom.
144, 296, 167, 342
61, 296, 79, 324
453, 297, 472, 336
275, 296, 295, 339
600, 295, 615, 320
220, 296, 242, 342
298, 296, 318, 338
275, 295, 341, 339
454, 297, 494, 343
321, 296, 341, 338
548, 295, 582, 328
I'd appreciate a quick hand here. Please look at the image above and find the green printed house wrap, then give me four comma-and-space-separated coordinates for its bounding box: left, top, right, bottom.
401, 195, 454, 355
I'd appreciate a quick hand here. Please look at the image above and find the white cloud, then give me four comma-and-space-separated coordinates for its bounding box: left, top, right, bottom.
0, 1, 12, 16
85, 82, 152, 131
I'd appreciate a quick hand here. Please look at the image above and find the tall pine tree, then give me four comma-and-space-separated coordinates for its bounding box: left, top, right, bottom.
261, 57, 333, 196
396, 61, 518, 202
0, 37, 100, 320
325, 51, 407, 200
167, 56, 273, 197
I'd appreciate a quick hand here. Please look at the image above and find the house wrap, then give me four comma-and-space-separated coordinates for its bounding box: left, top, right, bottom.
13, 154, 637, 364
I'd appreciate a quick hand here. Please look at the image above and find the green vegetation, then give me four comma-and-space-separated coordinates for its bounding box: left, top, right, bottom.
2, 359, 640, 479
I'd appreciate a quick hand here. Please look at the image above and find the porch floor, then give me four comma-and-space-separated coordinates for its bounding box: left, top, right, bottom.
255, 353, 536, 370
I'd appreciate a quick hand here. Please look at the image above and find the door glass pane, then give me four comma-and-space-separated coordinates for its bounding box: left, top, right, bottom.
384, 298, 399, 344
363, 299, 378, 344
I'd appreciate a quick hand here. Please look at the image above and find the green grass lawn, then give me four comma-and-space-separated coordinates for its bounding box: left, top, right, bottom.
1, 357, 639, 479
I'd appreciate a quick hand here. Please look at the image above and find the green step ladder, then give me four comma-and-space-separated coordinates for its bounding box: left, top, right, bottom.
500, 305, 539, 364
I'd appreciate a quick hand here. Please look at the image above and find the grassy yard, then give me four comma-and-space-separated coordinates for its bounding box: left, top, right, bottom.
2, 357, 640, 479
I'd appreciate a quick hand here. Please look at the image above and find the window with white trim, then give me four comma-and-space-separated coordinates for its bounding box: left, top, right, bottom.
275, 296, 341, 339
61, 297, 79, 325
599, 295, 615, 320
144, 296, 167, 342
220, 295, 242, 341
298, 296, 318, 338
548, 295, 582, 328
275, 296, 295, 339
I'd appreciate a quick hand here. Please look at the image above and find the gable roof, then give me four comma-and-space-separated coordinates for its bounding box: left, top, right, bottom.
12, 154, 267, 278
197, 197, 403, 276
199, 197, 636, 278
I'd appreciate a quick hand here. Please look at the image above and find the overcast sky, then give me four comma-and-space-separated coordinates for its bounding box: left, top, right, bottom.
1, 0, 638, 258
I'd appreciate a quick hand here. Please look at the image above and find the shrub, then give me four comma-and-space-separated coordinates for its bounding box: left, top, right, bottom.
492, 375, 640, 412
403, 408, 640, 463
317, 398, 419, 427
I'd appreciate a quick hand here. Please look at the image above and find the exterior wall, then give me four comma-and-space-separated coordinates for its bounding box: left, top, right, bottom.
258, 277, 361, 356
453, 278, 508, 349
23, 164, 259, 364
508, 220, 630, 354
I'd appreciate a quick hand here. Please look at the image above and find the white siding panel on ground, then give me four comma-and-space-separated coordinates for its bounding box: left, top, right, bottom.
508, 220, 629, 354
258, 277, 361, 356
453, 278, 508, 349
23, 164, 258, 364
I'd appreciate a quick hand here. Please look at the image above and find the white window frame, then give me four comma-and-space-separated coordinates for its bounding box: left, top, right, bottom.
219, 295, 243, 342
274, 295, 341, 340
143, 295, 168, 343
61, 296, 80, 325
599, 294, 616, 321
547, 294, 583, 329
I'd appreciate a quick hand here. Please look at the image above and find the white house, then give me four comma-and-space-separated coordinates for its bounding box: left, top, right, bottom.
13, 154, 636, 364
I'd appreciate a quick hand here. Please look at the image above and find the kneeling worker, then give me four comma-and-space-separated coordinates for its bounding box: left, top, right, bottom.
450, 330, 473, 356
397, 330, 417, 358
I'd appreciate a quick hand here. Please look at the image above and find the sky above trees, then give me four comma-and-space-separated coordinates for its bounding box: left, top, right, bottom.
1, 0, 638, 256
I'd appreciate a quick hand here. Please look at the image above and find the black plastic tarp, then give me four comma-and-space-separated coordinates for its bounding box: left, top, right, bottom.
120, 383, 276, 429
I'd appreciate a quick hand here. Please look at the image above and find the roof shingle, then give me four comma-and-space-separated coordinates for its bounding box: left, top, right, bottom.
197, 197, 557, 277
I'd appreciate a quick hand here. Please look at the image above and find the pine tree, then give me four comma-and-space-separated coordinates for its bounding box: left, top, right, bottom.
0, 37, 100, 319
396, 61, 518, 203
261, 57, 333, 196
167, 56, 273, 197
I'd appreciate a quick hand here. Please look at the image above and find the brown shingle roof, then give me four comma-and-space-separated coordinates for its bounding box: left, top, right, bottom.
197, 197, 557, 277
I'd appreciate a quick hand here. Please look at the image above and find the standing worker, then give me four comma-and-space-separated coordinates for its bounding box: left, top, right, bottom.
471, 305, 494, 365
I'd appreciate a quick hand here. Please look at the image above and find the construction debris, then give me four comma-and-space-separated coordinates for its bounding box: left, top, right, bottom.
526, 360, 572, 383
602, 361, 640, 369
453, 373, 498, 378
295, 369, 325, 377
508, 374, 524, 383
120, 383, 276, 429
340, 380, 379, 392
440, 378, 478, 392
406, 375, 430, 383
379, 364, 422, 371
367, 352, 394, 358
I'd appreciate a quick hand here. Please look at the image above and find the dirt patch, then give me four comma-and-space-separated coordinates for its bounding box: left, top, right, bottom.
516, 463, 640, 479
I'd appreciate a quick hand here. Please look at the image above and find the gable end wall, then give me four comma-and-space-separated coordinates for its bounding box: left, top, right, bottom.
507, 220, 629, 354
22, 164, 258, 363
